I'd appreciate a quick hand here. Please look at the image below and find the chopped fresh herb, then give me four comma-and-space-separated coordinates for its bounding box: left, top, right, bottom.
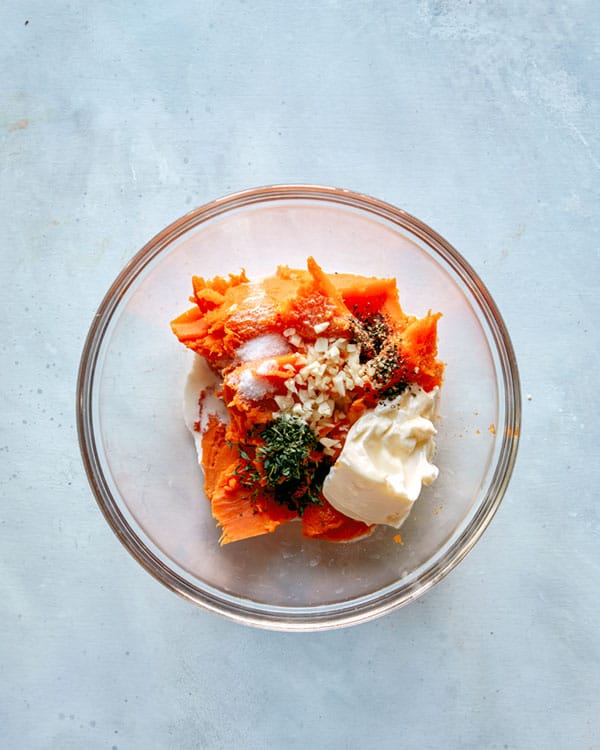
256, 414, 329, 514
257, 414, 318, 483
230, 443, 261, 496
228, 415, 329, 513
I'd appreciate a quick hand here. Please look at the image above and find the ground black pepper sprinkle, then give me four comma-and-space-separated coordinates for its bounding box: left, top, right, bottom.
349, 308, 411, 400
350, 312, 390, 361
378, 379, 409, 400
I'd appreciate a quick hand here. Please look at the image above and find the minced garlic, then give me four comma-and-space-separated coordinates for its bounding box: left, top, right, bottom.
272, 327, 366, 455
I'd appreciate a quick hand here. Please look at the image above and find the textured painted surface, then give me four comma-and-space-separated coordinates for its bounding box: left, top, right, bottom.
1, 2, 599, 748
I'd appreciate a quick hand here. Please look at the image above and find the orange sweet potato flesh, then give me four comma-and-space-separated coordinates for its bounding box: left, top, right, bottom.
331, 273, 408, 328
202, 416, 296, 544
301, 498, 373, 542
171, 262, 353, 366
175, 257, 444, 544
399, 312, 443, 392
201, 416, 233, 497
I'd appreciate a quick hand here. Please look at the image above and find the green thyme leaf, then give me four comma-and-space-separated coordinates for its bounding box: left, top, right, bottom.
256, 414, 328, 515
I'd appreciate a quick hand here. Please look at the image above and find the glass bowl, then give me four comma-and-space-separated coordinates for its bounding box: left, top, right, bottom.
77, 185, 520, 631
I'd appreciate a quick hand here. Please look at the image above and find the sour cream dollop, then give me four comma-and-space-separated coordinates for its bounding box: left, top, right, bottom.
322, 386, 440, 528
183, 354, 228, 462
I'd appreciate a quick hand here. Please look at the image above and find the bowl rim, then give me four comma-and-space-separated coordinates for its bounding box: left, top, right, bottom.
76, 183, 521, 631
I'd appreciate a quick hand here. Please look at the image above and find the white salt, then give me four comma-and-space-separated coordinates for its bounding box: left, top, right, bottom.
237, 368, 275, 401
235, 333, 290, 362
255, 358, 278, 375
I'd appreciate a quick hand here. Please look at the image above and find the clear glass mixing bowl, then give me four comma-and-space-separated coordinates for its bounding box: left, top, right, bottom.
77, 185, 520, 630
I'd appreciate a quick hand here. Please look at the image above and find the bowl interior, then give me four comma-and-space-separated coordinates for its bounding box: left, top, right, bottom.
82, 188, 517, 627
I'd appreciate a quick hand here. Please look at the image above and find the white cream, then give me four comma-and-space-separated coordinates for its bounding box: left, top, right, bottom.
322, 386, 440, 528
183, 354, 228, 462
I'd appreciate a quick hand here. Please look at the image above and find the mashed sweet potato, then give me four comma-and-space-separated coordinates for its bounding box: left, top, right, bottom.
171, 257, 443, 544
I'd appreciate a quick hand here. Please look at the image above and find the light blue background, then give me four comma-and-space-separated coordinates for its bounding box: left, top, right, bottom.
2, 2, 599, 748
